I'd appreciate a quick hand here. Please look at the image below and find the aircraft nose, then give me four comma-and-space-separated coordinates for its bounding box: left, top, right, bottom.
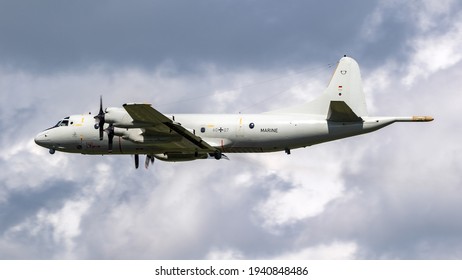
34, 132, 50, 147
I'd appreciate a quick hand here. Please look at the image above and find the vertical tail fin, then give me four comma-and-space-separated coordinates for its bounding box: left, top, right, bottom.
265, 56, 368, 119
326, 56, 368, 118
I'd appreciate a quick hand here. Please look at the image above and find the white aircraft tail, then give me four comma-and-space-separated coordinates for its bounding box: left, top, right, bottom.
266, 56, 368, 121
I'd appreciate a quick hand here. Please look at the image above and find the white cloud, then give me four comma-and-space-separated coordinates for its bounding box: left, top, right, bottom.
249, 136, 373, 231
206, 248, 245, 260
253, 153, 345, 229
365, 0, 455, 35
403, 20, 462, 85
41, 199, 91, 258
0, 140, 69, 198
361, 0, 462, 86
3, 197, 92, 259
406, 0, 455, 32
273, 241, 358, 260
206, 241, 358, 260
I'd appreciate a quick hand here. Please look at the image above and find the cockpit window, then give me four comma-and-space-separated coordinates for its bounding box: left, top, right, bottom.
59, 120, 69, 126
52, 117, 70, 128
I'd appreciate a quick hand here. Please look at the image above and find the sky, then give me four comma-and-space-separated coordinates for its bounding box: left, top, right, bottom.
0, 0, 461, 259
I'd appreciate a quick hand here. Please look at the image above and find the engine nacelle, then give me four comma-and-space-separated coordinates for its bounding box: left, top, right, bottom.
112, 127, 143, 142
154, 153, 208, 162
113, 127, 179, 144
104, 107, 152, 128
104, 107, 133, 127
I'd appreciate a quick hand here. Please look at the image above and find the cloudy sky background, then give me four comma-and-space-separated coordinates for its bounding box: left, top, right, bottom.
0, 0, 461, 259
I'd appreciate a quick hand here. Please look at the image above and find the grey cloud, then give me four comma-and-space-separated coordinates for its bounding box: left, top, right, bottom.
69, 158, 303, 259
0, 0, 379, 72
0, 179, 78, 233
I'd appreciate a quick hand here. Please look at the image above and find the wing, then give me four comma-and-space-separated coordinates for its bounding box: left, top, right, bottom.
122, 103, 215, 152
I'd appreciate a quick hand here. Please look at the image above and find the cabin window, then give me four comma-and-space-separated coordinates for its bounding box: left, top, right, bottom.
200, 127, 206, 133
249, 122, 255, 129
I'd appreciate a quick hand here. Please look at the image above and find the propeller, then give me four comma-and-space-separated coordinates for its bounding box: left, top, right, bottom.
94, 96, 105, 141
94, 96, 115, 152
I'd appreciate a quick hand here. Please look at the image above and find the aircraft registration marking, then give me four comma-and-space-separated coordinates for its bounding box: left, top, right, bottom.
260, 128, 278, 133
213, 127, 229, 133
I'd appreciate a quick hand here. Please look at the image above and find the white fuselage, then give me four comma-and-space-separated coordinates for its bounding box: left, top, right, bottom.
34, 112, 397, 155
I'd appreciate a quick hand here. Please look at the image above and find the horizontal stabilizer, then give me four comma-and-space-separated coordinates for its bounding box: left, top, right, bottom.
327, 101, 362, 122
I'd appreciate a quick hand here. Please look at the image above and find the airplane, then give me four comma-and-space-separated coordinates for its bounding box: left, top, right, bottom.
34, 56, 433, 169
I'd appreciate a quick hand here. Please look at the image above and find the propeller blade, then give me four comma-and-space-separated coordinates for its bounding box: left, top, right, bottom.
99, 125, 104, 141
98, 95, 104, 116
94, 96, 105, 141
106, 124, 114, 152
